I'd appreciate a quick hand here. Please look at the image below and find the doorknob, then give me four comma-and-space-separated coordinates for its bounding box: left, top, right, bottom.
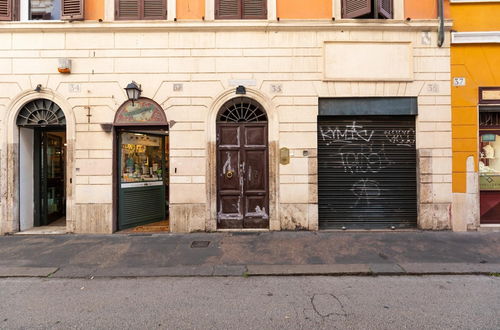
226, 171, 234, 179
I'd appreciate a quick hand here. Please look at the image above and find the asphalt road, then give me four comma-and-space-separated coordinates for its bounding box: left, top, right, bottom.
0, 276, 499, 329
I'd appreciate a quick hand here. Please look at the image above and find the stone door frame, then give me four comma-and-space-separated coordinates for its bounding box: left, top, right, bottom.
0, 91, 76, 234
206, 88, 280, 231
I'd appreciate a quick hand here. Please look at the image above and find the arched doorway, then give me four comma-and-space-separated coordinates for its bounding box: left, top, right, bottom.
216, 97, 269, 229
113, 97, 170, 232
16, 99, 67, 231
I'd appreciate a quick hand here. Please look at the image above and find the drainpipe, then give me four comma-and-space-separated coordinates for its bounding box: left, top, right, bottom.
437, 0, 445, 47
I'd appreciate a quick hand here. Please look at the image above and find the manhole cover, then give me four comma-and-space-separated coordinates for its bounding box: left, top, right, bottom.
191, 241, 210, 248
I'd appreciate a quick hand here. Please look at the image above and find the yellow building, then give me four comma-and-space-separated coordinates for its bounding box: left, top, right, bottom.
451, 0, 500, 230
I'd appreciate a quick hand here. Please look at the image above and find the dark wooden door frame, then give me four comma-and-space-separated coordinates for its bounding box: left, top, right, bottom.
216, 121, 269, 229
33, 127, 66, 227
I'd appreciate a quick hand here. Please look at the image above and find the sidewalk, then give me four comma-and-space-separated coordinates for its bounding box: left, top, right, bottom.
0, 231, 499, 278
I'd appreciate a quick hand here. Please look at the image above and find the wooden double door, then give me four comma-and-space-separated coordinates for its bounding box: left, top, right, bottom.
217, 122, 269, 229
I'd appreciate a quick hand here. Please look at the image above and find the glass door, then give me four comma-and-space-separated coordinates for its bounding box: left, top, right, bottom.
34, 129, 66, 226
118, 130, 168, 230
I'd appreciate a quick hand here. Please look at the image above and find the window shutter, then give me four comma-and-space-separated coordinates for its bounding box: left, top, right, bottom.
342, 0, 371, 18
61, 0, 84, 20
143, 0, 166, 19
242, 0, 266, 19
116, 0, 140, 19
0, 0, 13, 21
378, 0, 393, 19
215, 0, 241, 19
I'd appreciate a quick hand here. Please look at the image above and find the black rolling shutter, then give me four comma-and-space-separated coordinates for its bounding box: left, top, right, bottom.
318, 116, 417, 230
0, 0, 13, 21
378, 0, 393, 19
342, 0, 371, 18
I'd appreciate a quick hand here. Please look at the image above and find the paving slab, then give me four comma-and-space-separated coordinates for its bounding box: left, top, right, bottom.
369, 263, 406, 274
92, 265, 215, 277
0, 266, 59, 277
246, 264, 371, 276
213, 265, 246, 276
399, 263, 500, 274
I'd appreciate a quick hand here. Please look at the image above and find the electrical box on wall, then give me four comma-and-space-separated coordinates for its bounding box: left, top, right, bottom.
280, 147, 290, 165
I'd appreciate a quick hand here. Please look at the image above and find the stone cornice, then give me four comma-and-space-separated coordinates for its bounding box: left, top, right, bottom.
0, 19, 452, 33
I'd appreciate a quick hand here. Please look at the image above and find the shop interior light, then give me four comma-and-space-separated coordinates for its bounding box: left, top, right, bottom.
124, 81, 142, 105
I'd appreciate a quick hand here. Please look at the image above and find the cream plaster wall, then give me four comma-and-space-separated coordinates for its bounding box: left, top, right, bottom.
0, 21, 452, 233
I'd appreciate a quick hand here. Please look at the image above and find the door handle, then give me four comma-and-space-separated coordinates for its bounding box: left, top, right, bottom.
226, 171, 234, 179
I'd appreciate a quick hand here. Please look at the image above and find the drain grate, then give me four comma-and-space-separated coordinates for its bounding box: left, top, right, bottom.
191, 240, 210, 248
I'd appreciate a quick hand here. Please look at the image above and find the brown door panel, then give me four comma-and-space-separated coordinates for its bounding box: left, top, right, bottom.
243, 218, 269, 229
218, 150, 241, 191
244, 125, 267, 146
244, 149, 267, 191
244, 195, 268, 218
219, 125, 240, 147
219, 195, 243, 219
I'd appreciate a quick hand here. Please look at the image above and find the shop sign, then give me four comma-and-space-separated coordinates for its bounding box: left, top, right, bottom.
115, 98, 167, 125
479, 87, 500, 104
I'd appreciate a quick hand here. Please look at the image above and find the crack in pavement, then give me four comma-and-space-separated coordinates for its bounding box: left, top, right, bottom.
310, 293, 348, 318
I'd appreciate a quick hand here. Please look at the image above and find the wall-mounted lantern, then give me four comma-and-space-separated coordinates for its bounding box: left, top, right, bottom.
124, 81, 142, 105
236, 85, 246, 95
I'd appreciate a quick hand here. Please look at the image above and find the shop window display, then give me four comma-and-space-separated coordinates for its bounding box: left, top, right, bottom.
120, 132, 167, 184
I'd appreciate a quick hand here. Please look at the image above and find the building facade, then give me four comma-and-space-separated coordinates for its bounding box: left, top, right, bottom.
450, 0, 500, 231
0, 0, 453, 234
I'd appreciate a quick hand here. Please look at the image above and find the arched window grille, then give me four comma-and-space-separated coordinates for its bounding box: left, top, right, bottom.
16, 99, 66, 127
217, 97, 267, 123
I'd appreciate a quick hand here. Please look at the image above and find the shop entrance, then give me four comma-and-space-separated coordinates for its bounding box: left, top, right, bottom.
17, 99, 67, 233
34, 129, 66, 226
117, 130, 169, 230
216, 97, 269, 229
479, 109, 500, 224
113, 98, 170, 232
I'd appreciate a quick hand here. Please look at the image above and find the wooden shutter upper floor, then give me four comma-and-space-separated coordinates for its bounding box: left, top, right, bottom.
215, 0, 241, 19
342, 0, 371, 18
242, 0, 266, 19
216, 0, 267, 19
143, 0, 167, 19
61, 0, 84, 20
378, 0, 393, 19
0, 0, 13, 21
116, 0, 166, 20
